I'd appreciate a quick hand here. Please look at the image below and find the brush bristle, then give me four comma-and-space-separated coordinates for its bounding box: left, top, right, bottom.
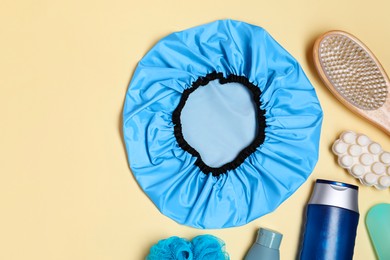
318, 34, 388, 110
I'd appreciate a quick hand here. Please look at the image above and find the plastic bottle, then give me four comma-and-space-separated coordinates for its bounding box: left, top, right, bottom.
245, 228, 282, 260
299, 179, 359, 260
366, 203, 390, 259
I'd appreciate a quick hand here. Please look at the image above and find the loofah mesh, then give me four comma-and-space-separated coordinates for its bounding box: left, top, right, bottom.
147, 236, 192, 260
318, 34, 388, 110
191, 235, 229, 259
146, 235, 229, 260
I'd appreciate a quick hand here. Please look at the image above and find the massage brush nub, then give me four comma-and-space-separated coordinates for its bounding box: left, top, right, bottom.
313, 31, 390, 135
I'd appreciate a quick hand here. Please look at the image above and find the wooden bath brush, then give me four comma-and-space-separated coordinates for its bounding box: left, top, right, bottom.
313, 31, 390, 135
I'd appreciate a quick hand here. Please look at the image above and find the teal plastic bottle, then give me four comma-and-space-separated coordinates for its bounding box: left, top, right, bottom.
245, 228, 283, 260
366, 203, 390, 260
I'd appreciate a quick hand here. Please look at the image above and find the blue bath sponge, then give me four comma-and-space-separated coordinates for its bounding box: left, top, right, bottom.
146, 234, 229, 260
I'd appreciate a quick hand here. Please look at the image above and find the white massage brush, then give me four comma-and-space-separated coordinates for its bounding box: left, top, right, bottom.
313, 31, 390, 135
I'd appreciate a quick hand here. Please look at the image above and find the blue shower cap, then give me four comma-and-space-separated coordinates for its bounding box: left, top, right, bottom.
123, 19, 323, 228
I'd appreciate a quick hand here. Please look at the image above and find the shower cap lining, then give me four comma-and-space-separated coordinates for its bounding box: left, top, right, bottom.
172, 71, 266, 176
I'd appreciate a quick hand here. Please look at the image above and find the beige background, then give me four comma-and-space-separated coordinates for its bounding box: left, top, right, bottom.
1, 0, 389, 259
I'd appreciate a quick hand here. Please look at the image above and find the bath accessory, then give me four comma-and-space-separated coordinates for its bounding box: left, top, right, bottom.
123, 19, 323, 228
245, 227, 282, 260
300, 179, 359, 260
146, 234, 229, 260
313, 30, 390, 135
332, 130, 390, 189
366, 203, 390, 260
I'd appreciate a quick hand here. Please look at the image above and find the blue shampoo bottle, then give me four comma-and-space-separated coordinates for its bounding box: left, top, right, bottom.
299, 179, 359, 260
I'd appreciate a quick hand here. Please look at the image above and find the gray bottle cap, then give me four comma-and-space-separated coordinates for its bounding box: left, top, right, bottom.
309, 179, 359, 213
256, 228, 283, 250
